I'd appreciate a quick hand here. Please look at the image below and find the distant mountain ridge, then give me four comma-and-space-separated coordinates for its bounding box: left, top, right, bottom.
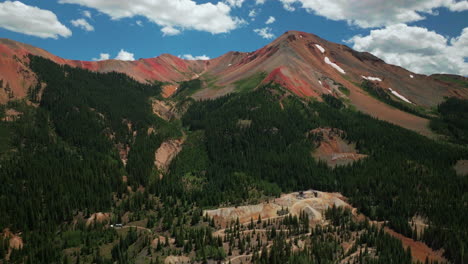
1, 31, 467, 135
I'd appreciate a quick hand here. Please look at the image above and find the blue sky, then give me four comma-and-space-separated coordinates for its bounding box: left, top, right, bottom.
0, 0, 467, 75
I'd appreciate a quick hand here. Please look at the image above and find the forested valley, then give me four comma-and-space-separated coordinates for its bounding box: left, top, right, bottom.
0, 55, 467, 264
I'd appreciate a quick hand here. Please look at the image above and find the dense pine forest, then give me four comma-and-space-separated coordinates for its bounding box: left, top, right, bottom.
163, 84, 468, 263
0, 55, 467, 263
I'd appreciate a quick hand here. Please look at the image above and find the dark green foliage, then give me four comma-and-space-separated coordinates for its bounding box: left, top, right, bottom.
126, 133, 163, 187
432, 75, 468, 88
27, 82, 41, 103
0, 121, 11, 155
0, 237, 7, 259
0, 103, 4, 118
338, 85, 350, 96
111, 228, 138, 263
234, 72, 268, 93
360, 80, 428, 118
160, 88, 321, 205
174, 79, 202, 98
322, 94, 344, 109
430, 97, 468, 144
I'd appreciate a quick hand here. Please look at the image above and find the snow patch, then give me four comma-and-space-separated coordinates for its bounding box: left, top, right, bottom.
361, 76, 382, 82
410, 75, 414, 78
315, 44, 325, 53
318, 80, 322, 85
324, 57, 346, 74
388, 88, 412, 104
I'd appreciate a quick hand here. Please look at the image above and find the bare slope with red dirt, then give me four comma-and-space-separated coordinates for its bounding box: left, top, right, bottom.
201, 31, 457, 135
0, 39, 202, 104
1, 32, 467, 136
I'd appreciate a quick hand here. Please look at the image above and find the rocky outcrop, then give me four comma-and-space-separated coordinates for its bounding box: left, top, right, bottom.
155, 139, 184, 177
310, 127, 367, 167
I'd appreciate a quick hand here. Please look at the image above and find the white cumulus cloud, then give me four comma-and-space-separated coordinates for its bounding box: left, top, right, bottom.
59, 0, 243, 35
82, 10, 92, 18
181, 54, 210, 60
161, 26, 181, 36
71, 18, 94, 31
92, 53, 110, 61
265, 16, 275, 24
0, 1, 71, 39
254, 27, 275, 39
277, 0, 468, 28
348, 24, 468, 75
225, 0, 245, 7
115, 49, 135, 61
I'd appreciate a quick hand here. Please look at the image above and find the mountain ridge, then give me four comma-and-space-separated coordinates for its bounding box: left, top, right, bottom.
1, 31, 467, 136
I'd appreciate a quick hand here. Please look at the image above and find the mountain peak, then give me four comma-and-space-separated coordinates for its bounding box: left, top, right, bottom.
1, 32, 467, 135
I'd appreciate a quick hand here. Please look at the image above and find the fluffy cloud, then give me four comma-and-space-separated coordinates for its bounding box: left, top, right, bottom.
71, 18, 94, 31
249, 9, 258, 18
225, 0, 245, 7
277, 0, 468, 28
115, 49, 135, 61
92, 50, 136, 61
181, 54, 210, 60
348, 24, 468, 75
254, 27, 275, 39
82, 10, 92, 18
59, 0, 243, 35
92, 53, 110, 61
265, 16, 276, 24
0, 1, 71, 39
161, 26, 181, 36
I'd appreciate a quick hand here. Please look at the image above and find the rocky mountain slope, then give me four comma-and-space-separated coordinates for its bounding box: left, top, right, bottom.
1, 31, 467, 135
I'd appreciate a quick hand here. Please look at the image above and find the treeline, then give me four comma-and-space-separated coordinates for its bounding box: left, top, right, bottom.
360, 80, 429, 118
430, 97, 468, 144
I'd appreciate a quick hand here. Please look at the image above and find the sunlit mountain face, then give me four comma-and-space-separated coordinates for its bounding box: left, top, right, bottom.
0, 1, 467, 264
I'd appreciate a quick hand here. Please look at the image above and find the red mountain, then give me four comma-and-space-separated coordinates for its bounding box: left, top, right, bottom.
1, 31, 467, 136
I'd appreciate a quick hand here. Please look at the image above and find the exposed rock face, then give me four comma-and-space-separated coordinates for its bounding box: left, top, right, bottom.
1, 108, 22, 122
454, 160, 468, 176
86, 212, 110, 226
154, 139, 184, 177
2, 229, 23, 261
310, 127, 367, 167
164, 255, 190, 264
151, 99, 176, 121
